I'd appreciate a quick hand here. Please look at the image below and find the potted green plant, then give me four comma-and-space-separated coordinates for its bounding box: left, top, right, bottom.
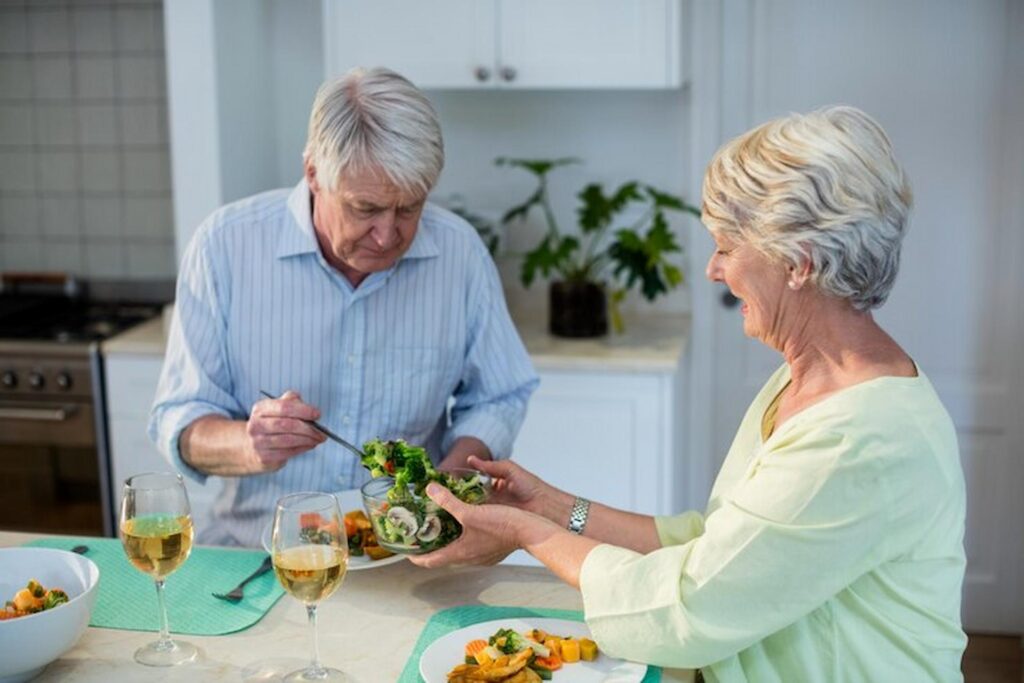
497, 157, 701, 337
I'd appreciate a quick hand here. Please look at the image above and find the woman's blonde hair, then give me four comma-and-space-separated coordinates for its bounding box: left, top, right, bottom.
304, 67, 444, 198
702, 105, 912, 310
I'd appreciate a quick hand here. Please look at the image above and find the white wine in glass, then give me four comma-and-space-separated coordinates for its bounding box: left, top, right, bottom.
273, 492, 350, 682
119, 472, 197, 667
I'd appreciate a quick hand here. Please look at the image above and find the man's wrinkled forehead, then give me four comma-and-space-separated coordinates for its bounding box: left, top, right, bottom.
337, 167, 425, 206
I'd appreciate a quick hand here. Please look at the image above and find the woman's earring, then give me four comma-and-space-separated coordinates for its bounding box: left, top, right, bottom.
788, 280, 799, 290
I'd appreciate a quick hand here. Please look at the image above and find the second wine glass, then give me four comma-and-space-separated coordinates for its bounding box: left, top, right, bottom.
119, 471, 197, 667
272, 491, 350, 682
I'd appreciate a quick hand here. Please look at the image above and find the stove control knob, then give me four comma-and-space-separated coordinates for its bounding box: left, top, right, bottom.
56, 372, 73, 390
29, 372, 45, 390
1, 371, 16, 389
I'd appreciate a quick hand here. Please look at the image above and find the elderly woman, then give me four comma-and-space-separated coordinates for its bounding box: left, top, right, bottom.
411, 106, 967, 681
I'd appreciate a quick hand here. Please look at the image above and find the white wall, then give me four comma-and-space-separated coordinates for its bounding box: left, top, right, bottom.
428, 89, 694, 315
213, 0, 278, 204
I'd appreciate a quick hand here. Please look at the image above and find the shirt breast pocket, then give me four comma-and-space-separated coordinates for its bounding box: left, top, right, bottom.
364, 345, 463, 435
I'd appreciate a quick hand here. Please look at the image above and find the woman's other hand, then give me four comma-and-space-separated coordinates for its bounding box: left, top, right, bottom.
408, 482, 537, 568
410, 480, 598, 587
466, 455, 573, 522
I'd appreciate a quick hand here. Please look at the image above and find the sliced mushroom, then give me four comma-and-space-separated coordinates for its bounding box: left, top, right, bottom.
416, 514, 442, 543
386, 506, 419, 539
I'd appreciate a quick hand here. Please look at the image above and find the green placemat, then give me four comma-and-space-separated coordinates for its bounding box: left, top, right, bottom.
399, 604, 661, 682
24, 536, 284, 636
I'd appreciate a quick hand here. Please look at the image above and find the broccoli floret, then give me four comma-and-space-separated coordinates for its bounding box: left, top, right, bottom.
489, 628, 525, 654
42, 589, 69, 610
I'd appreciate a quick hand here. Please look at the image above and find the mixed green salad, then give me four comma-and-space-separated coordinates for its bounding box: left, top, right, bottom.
359, 438, 489, 553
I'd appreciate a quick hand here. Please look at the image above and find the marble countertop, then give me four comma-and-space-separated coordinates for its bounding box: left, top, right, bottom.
102, 305, 688, 373
2, 531, 692, 682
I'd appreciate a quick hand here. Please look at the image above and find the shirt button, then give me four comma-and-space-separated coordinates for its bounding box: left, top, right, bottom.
341, 415, 351, 425
347, 354, 356, 366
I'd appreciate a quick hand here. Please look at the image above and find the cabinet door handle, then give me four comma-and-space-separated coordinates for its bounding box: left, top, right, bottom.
500, 65, 517, 82
0, 404, 77, 421
474, 66, 491, 82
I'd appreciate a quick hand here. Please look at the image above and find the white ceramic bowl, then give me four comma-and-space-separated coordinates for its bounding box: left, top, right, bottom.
0, 548, 100, 683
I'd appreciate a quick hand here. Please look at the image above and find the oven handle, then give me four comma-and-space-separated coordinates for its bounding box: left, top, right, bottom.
0, 404, 78, 421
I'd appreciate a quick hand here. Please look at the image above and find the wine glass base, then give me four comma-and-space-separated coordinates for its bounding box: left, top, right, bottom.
133, 638, 198, 667
283, 666, 352, 682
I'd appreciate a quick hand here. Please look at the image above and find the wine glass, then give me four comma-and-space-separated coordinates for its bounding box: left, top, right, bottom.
272, 492, 350, 682
119, 471, 197, 667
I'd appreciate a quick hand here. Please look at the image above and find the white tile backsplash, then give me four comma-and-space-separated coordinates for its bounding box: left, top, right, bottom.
120, 102, 161, 144
122, 149, 168, 192
40, 195, 80, 237
1, 236, 45, 270
76, 103, 117, 145
81, 149, 120, 192
114, 7, 158, 52
122, 195, 171, 239
29, 9, 71, 55
81, 196, 121, 238
84, 240, 124, 276
34, 104, 76, 146
44, 238, 83, 272
75, 57, 115, 99
0, 150, 34, 191
0, 104, 32, 145
0, 0, 171, 280
117, 55, 159, 98
36, 150, 77, 191
0, 57, 32, 100
0, 194, 36, 236
0, 9, 29, 55
72, 6, 114, 53
31, 56, 74, 99
126, 239, 174, 279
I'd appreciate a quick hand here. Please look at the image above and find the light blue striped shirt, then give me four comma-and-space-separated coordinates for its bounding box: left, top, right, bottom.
149, 179, 538, 547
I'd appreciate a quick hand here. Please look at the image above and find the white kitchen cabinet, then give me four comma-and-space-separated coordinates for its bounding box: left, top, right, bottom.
103, 345, 220, 528
323, 0, 684, 89
504, 314, 689, 565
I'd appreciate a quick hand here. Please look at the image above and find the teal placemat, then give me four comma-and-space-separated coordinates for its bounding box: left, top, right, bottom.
398, 605, 661, 682
25, 536, 284, 636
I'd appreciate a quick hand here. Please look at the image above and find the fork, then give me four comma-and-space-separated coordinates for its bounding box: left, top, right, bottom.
211, 555, 274, 603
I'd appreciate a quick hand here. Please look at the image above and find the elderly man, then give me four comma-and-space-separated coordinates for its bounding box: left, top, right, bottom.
149, 67, 538, 547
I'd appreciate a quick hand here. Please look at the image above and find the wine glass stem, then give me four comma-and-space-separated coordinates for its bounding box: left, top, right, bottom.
154, 578, 173, 649
307, 603, 324, 675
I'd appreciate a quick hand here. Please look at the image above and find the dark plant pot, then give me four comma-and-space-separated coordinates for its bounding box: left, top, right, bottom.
549, 281, 607, 338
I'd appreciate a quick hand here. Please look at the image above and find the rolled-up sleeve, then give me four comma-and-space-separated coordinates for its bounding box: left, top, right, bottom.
578, 427, 904, 669
148, 222, 243, 483
443, 250, 538, 460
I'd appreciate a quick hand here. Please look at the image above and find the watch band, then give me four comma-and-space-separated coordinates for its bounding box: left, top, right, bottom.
567, 496, 591, 535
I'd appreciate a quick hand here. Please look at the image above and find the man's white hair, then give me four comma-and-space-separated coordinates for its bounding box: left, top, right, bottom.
702, 105, 912, 310
304, 67, 444, 198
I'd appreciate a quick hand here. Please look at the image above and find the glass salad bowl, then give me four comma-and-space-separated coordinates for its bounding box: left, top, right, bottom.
360, 468, 491, 555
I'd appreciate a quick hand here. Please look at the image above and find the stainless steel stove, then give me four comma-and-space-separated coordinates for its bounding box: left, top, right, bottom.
0, 277, 168, 536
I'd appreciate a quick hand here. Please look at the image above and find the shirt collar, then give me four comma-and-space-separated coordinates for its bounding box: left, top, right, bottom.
277, 178, 439, 262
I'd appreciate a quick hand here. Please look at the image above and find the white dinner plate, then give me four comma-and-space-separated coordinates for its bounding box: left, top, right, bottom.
419, 617, 647, 683
261, 488, 406, 571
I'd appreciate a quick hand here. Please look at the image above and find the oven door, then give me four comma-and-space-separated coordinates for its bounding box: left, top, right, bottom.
0, 397, 107, 535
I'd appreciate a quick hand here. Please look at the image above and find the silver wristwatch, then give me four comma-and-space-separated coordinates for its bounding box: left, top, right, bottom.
567, 496, 591, 535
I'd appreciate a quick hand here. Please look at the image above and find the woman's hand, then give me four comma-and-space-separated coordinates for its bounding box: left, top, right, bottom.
410, 480, 599, 587
408, 482, 542, 568
465, 455, 572, 522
